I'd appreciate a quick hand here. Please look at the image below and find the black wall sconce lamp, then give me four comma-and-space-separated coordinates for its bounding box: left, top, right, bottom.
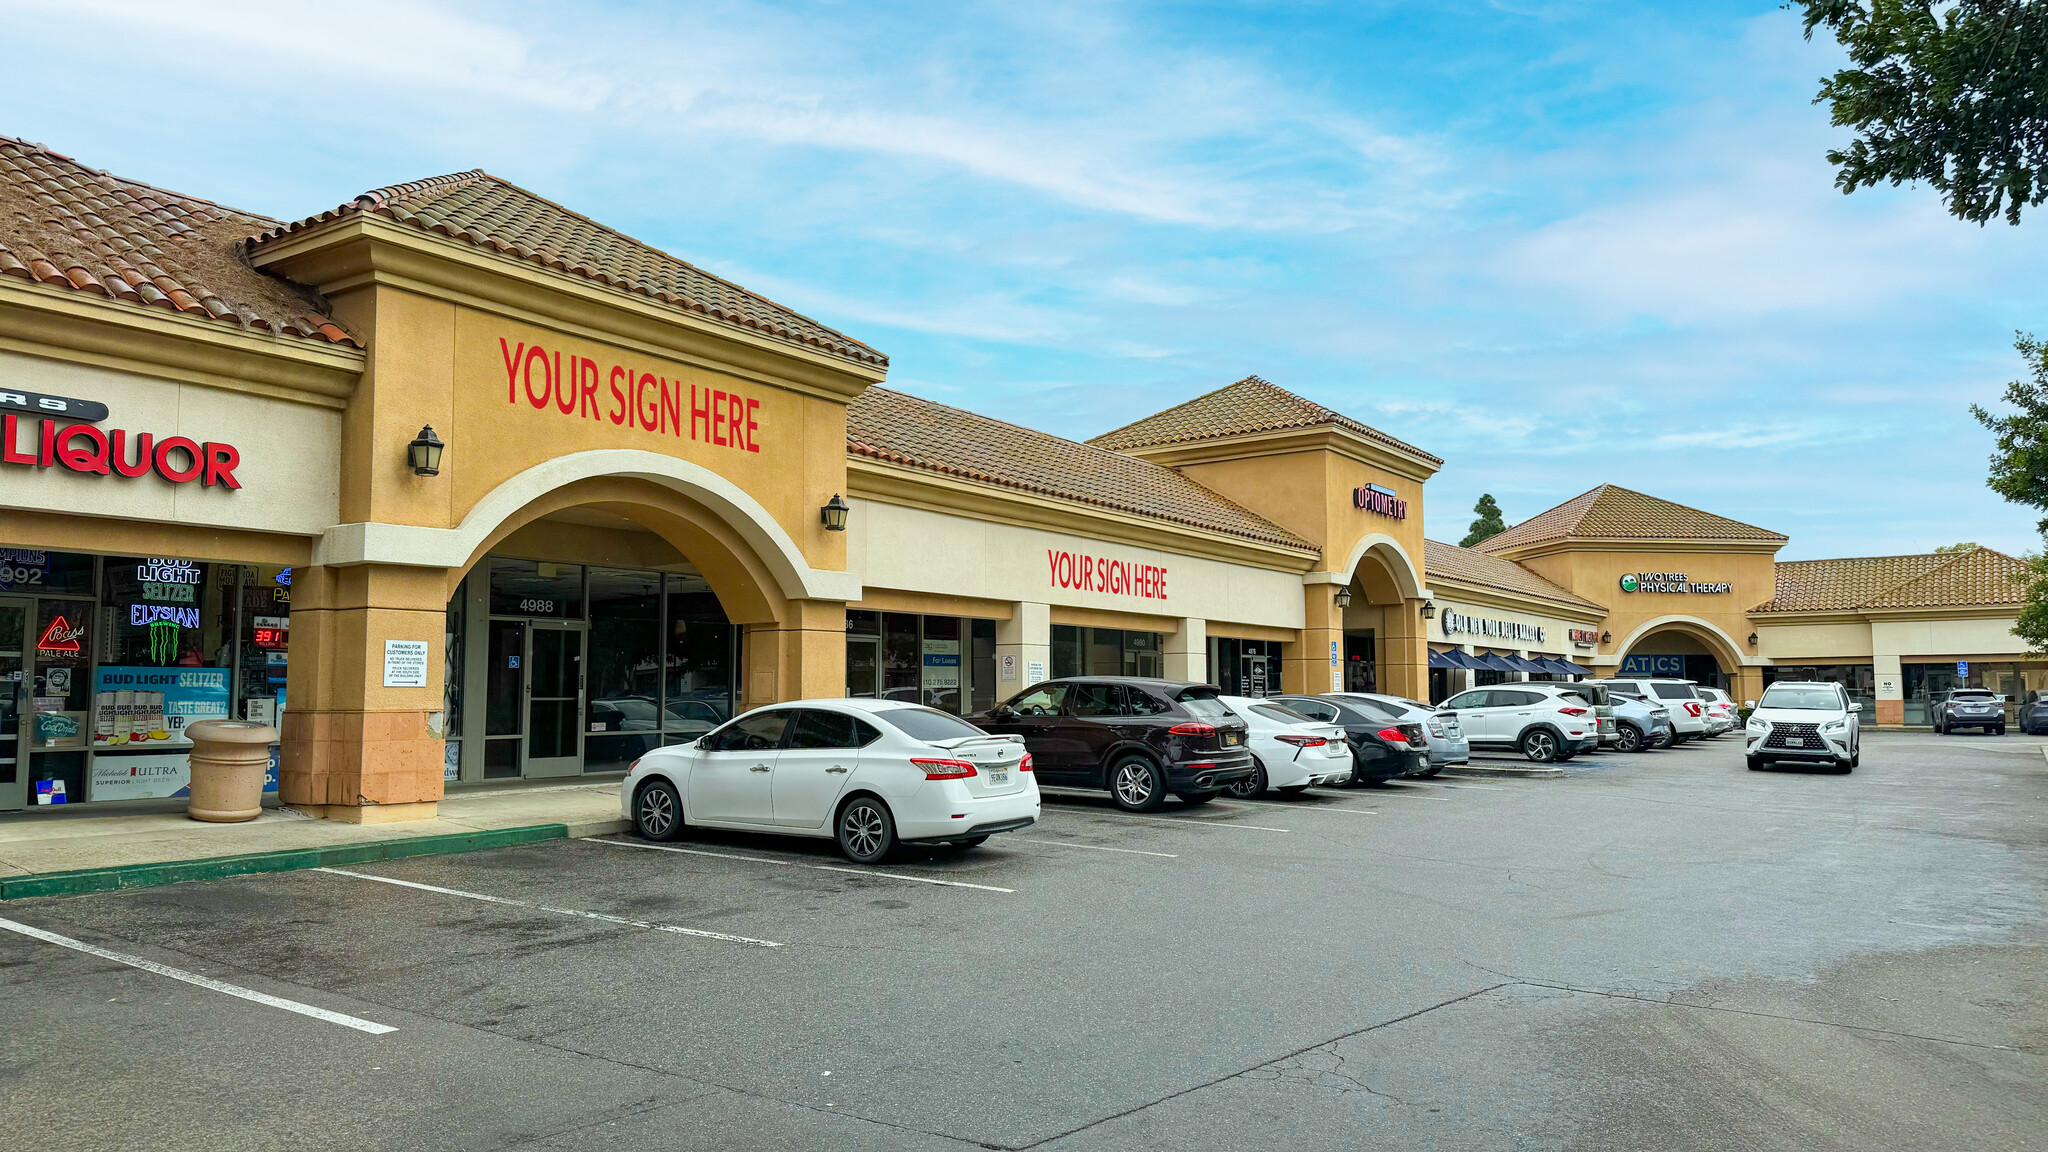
1420, 599, 1437, 619
1333, 585, 1353, 610
1748, 632, 1759, 647
407, 425, 445, 477
820, 493, 850, 532
1600, 631, 1612, 645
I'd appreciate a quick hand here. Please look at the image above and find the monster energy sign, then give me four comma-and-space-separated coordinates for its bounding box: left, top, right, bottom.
1618, 572, 1732, 594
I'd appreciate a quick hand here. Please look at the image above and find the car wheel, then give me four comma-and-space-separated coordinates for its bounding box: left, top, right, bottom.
835, 795, 897, 864
1109, 756, 1167, 812
1422, 763, 1443, 777
1747, 755, 1764, 771
1177, 791, 1217, 807
1225, 760, 1268, 799
1998, 724, 2007, 735
1615, 724, 1643, 754
633, 778, 683, 842
1520, 728, 1559, 763
1651, 730, 1672, 749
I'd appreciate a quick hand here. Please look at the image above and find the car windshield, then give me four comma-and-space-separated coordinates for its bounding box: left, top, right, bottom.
1177, 690, 1234, 723
1250, 703, 1311, 724
878, 706, 989, 743
1758, 686, 1841, 710
1952, 690, 1996, 700
1650, 683, 1697, 700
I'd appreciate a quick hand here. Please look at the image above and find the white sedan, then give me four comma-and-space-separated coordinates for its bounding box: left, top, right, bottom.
1214, 695, 1354, 797
621, 699, 1040, 863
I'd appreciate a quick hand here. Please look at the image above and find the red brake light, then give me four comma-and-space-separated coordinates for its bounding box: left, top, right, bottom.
1169, 722, 1217, 736
1558, 706, 1588, 716
1375, 726, 1409, 744
1275, 735, 1327, 748
1686, 702, 1703, 717
912, 757, 977, 780
1018, 752, 1034, 773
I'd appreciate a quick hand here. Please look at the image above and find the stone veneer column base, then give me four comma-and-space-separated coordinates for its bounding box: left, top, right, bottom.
279, 709, 445, 818
1876, 699, 1905, 726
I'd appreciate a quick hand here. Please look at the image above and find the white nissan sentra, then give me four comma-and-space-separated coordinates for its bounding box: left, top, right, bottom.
1214, 695, 1355, 797
621, 699, 1040, 863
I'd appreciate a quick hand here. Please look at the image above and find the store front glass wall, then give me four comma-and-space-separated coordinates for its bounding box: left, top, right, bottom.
1050, 625, 1163, 679
845, 610, 998, 715
1209, 637, 1279, 696
1763, 664, 1875, 718
1901, 661, 2047, 725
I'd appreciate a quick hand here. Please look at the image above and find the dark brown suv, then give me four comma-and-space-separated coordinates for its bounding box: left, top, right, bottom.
971, 678, 1254, 811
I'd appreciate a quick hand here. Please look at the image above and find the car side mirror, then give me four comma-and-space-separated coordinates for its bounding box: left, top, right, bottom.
1849, 703, 1863, 713
1744, 700, 1755, 709
694, 736, 713, 750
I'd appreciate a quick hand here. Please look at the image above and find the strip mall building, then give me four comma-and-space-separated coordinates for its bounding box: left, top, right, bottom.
1, 137, 2035, 816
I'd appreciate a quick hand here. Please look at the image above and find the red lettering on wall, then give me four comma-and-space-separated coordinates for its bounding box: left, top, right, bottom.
499, 339, 526, 403
726, 392, 743, 449
2, 415, 35, 465
494, 337, 764, 452
608, 365, 629, 425
55, 424, 109, 475
203, 442, 242, 488
637, 373, 659, 432
577, 357, 600, 419
710, 390, 729, 446
38, 417, 55, 466
658, 376, 682, 437
3, 419, 237, 488
154, 436, 202, 483
1045, 549, 1169, 600
691, 384, 711, 442
110, 429, 153, 477
522, 345, 550, 409
744, 398, 760, 452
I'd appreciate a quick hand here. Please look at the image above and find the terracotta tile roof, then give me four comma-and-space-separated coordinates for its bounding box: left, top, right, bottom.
1423, 539, 1607, 615
0, 136, 354, 345
1473, 484, 1786, 553
1753, 548, 2030, 613
249, 171, 883, 369
1087, 376, 1442, 465
847, 387, 1314, 550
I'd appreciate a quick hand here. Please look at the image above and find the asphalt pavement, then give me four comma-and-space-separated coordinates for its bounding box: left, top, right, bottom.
3, 730, 2043, 1151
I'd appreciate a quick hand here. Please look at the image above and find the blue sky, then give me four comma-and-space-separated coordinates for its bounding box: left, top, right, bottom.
6, 0, 2044, 559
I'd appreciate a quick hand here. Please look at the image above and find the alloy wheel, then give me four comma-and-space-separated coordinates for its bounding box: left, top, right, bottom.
1114, 762, 1155, 808
1523, 730, 1557, 763
636, 783, 677, 839
1226, 763, 1266, 799
840, 801, 889, 860
1617, 725, 1641, 754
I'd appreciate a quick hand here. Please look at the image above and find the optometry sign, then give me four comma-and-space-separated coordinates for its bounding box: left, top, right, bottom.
1353, 483, 1408, 521
1618, 572, 1732, 594
1441, 607, 1544, 643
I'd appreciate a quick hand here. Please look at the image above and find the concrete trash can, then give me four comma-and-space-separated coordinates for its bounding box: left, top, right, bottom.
185, 719, 279, 823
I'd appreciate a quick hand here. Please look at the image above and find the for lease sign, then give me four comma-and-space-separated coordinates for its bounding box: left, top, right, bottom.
1048, 549, 1168, 600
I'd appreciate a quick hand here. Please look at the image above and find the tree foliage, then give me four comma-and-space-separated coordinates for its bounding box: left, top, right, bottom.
1934, 541, 1984, 551
1460, 494, 1508, 548
1971, 333, 2048, 649
1796, 0, 2048, 224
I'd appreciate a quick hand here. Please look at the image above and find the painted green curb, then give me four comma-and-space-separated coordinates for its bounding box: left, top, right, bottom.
0, 823, 569, 901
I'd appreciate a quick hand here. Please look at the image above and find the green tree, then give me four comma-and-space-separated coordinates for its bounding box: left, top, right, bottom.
1970, 333, 2048, 648
1934, 541, 1984, 551
1795, 0, 2048, 225
1460, 494, 1508, 547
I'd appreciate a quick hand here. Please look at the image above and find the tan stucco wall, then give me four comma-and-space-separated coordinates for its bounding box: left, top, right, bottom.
1425, 594, 1601, 657
1871, 615, 2026, 659
848, 498, 1304, 630
1517, 547, 1775, 668
1757, 621, 1874, 661
0, 349, 342, 537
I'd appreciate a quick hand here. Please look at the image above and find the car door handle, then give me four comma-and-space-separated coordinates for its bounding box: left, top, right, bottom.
826, 765, 847, 774
749, 764, 772, 773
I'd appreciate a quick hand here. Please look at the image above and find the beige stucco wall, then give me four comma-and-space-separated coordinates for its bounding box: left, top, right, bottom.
1756, 621, 1874, 661
848, 497, 1305, 630
1423, 594, 1600, 657
1517, 546, 1774, 668
0, 349, 341, 537
1871, 615, 2026, 659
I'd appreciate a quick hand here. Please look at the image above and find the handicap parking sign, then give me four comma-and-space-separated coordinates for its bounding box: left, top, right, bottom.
1958, 660, 1968, 677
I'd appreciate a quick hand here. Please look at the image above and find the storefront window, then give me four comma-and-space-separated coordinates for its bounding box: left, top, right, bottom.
0, 548, 95, 596
882, 613, 919, 701
1763, 664, 1875, 717
663, 569, 735, 738
587, 568, 662, 773
1210, 637, 1280, 696
922, 616, 962, 713
1051, 625, 1165, 679
488, 557, 583, 619
237, 566, 291, 725
970, 619, 996, 714
1902, 661, 2043, 725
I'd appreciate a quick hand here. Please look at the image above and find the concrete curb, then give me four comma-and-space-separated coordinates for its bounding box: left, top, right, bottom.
0, 821, 621, 902
1439, 761, 1565, 779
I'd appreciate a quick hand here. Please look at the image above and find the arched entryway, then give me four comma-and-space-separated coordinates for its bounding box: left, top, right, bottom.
1613, 616, 1745, 692
283, 453, 852, 814
1335, 534, 1428, 699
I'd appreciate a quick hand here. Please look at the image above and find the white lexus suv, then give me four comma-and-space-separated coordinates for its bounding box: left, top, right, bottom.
1744, 681, 1861, 773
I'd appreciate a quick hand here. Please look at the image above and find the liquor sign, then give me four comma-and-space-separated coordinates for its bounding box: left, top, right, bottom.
1353, 483, 1407, 520
1618, 572, 1732, 594
2, 414, 241, 487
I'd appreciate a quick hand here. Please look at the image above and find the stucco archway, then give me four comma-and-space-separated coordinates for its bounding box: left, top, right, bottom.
1612, 614, 1747, 674
1334, 532, 1425, 602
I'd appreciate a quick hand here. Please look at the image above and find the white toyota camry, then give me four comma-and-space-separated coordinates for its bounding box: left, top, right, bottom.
1214, 695, 1354, 797
621, 698, 1040, 863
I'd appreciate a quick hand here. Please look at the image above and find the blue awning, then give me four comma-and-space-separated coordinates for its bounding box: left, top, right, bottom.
1428, 650, 1459, 669
1473, 652, 1519, 672
1439, 649, 1485, 670
1505, 655, 1551, 673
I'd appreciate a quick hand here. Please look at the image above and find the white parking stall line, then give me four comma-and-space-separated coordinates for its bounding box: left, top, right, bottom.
1106, 814, 1291, 833
1281, 805, 1379, 816
312, 867, 785, 946
0, 915, 398, 1035
581, 838, 1017, 893
1434, 783, 1506, 791
1009, 837, 1180, 858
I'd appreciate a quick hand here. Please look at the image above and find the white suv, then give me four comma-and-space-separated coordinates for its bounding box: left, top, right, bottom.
1437, 683, 1599, 763
1744, 681, 1860, 773
1594, 678, 1708, 743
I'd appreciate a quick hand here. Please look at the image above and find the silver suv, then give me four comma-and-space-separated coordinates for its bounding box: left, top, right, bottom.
1591, 678, 1707, 743
1933, 688, 2007, 736
1438, 683, 1599, 763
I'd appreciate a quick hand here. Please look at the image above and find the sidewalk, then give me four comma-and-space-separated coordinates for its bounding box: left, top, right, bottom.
0, 780, 627, 900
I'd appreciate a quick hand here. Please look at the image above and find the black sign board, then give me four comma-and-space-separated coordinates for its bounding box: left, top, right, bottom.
0, 389, 108, 423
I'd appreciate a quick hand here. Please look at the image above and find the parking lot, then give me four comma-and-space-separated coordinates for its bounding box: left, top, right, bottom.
4, 730, 2045, 1152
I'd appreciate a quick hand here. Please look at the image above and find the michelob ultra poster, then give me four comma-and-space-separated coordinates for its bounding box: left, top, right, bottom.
93, 666, 230, 748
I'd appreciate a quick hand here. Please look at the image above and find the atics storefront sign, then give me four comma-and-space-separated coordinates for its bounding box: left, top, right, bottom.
1441, 607, 1545, 643
498, 337, 763, 452
1618, 572, 1732, 594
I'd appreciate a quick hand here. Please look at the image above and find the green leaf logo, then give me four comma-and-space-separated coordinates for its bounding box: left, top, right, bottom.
1619, 573, 1639, 593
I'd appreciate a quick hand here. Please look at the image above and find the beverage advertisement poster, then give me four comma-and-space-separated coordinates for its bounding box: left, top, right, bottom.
88, 747, 281, 801
92, 666, 231, 748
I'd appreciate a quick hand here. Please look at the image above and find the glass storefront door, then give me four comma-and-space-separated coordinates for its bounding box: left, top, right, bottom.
524, 622, 585, 778
0, 599, 25, 810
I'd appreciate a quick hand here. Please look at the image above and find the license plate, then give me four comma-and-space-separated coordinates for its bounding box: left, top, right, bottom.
1789, 739, 1806, 747
1224, 733, 1239, 745
985, 770, 1008, 786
